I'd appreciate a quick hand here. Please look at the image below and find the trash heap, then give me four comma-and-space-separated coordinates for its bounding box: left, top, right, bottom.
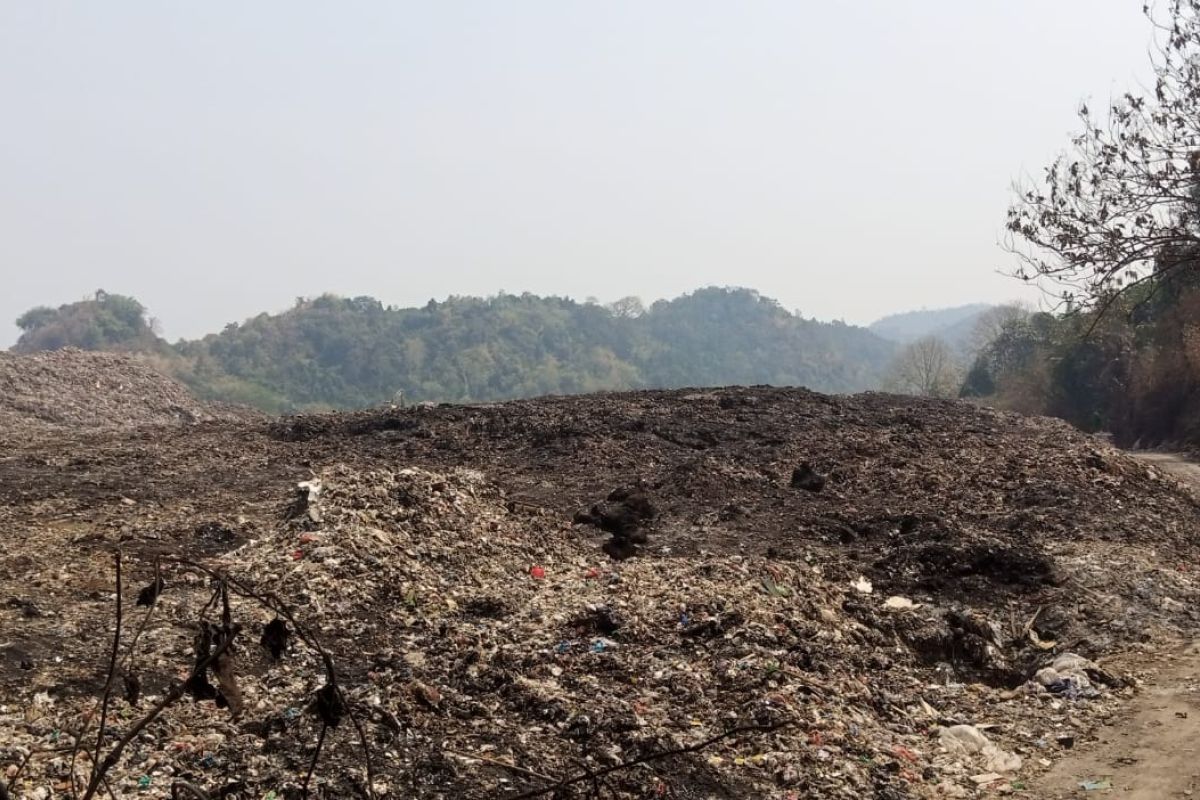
2, 461, 1180, 799
3, 387, 1200, 798
0, 349, 253, 441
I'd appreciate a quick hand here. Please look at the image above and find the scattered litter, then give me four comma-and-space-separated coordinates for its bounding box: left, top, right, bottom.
0, 348, 257, 439
939, 724, 1023, 774
3, 387, 1199, 798
1080, 778, 1113, 791
882, 595, 919, 612
1028, 628, 1057, 650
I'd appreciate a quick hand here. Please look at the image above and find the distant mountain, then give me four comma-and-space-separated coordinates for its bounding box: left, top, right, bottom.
869, 304, 994, 352
10, 287, 897, 412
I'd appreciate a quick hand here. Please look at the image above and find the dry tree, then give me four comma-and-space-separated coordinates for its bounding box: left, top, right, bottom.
1007, 0, 1200, 325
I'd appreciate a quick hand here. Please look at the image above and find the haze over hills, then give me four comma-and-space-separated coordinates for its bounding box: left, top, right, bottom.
10, 287, 900, 412
12, 2, 1200, 797
868, 304, 994, 348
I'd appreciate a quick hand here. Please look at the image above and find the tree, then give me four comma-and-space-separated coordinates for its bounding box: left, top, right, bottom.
960, 312, 1060, 399
13, 291, 161, 354
16, 306, 57, 332
966, 303, 1032, 357
1006, 1, 1200, 320
885, 336, 960, 398
607, 296, 645, 319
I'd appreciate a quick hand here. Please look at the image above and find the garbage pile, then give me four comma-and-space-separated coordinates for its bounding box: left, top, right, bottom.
270, 388, 1200, 658
0, 462, 1180, 799
2, 387, 1200, 798
0, 349, 253, 440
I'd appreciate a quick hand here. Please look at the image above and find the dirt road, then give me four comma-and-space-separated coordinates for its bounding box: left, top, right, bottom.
1033, 452, 1200, 799
1141, 452, 1200, 495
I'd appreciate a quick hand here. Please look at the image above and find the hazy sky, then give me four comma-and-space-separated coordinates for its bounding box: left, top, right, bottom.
0, 2, 1153, 345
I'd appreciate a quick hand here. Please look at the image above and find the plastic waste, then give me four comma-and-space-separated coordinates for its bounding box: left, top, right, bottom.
883, 596, 919, 611
1079, 778, 1113, 791
939, 724, 990, 754
938, 724, 1022, 773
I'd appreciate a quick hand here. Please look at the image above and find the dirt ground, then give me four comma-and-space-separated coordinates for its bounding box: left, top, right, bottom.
1032, 453, 1200, 799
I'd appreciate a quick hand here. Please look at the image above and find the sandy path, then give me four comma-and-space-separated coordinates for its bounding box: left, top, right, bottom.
1033, 452, 1200, 799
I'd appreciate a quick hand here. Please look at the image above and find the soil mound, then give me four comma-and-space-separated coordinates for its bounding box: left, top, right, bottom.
0, 349, 254, 439
2, 387, 1200, 798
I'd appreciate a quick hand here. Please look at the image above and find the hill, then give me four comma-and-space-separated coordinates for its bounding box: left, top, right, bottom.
869, 304, 993, 351
13, 291, 168, 355
1, 387, 1197, 798
11, 288, 897, 411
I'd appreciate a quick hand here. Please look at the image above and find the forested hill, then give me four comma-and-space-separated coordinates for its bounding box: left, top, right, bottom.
11, 288, 896, 412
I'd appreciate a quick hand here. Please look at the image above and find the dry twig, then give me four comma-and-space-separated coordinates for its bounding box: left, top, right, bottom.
301, 722, 329, 799
444, 749, 557, 783
79, 624, 241, 800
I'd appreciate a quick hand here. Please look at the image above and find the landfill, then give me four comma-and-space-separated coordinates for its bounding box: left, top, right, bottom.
0, 349, 254, 443
2, 384, 1200, 798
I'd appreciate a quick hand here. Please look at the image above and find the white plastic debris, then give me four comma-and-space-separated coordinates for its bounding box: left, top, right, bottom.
883, 596, 919, 612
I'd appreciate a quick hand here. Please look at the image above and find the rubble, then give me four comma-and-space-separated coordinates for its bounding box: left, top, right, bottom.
1, 387, 1200, 797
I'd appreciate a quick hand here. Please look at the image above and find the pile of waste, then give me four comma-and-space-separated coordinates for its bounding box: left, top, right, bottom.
0, 349, 252, 440
2, 387, 1200, 798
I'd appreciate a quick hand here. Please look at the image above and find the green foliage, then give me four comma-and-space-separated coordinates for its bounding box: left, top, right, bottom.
13, 291, 165, 354
178, 288, 894, 410
14, 287, 896, 411
634, 289, 891, 392
960, 312, 1057, 398
959, 359, 995, 398
16, 306, 59, 332
964, 277, 1200, 444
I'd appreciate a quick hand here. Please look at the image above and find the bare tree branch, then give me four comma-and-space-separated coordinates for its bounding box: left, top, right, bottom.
88, 553, 123, 794
79, 624, 242, 800
1006, 0, 1200, 317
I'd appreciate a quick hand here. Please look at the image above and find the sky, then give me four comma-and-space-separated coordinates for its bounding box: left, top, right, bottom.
0, 1, 1154, 345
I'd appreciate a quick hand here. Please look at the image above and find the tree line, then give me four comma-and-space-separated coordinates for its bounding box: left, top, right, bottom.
11, 287, 896, 412
885, 1, 1200, 449
972, 0, 1200, 447
24, 0, 1200, 441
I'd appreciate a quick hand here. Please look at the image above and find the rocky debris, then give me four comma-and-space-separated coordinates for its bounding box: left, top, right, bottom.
1, 387, 1200, 798
0, 349, 255, 441
259, 619, 290, 661
283, 478, 324, 525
